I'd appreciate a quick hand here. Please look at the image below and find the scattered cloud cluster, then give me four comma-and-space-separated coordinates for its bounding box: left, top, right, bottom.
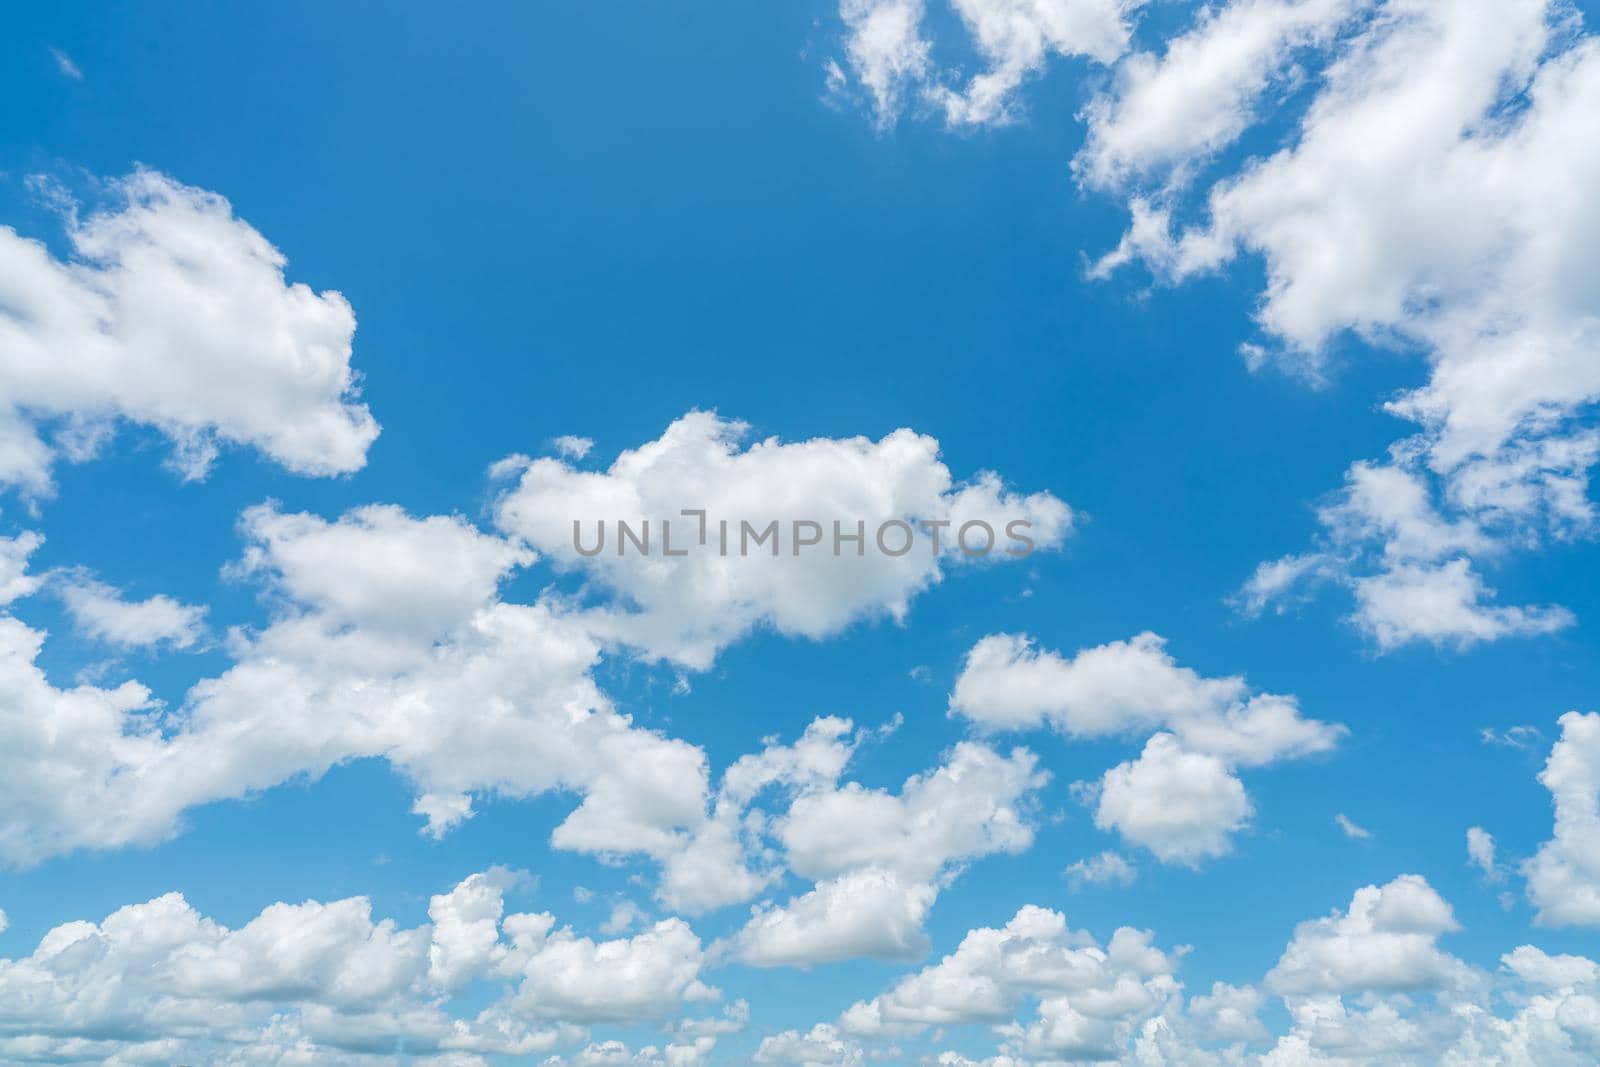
1088, 0, 1600, 650
765, 871, 1600, 1065
0, 869, 725, 1065
951, 631, 1342, 863
834, 0, 1600, 653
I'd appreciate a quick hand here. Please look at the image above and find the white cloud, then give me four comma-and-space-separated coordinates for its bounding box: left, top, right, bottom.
1335, 813, 1371, 840
1265, 874, 1468, 994
1467, 826, 1503, 883
833, 0, 933, 126
754, 1022, 865, 1066
0, 872, 550, 1062
762, 871, 1600, 1065
731, 739, 1046, 966
0, 869, 725, 1064
0, 501, 715, 877
734, 869, 939, 967
50, 47, 83, 80
1089, 0, 1600, 649
951, 631, 1342, 766
1240, 460, 1577, 649
1078, 0, 1364, 188
553, 434, 595, 459
494, 412, 1070, 669
56, 575, 207, 651
840, 903, 1179, 1060
1524, 712, 1600, 926
1350, 557, 1574, 651
0, 532, 42, 607
1092, 733, 1252, 865
832, 0, 1139, 128
0, 170, 378, 497
1065, 849, 1136, 889
599, 898, 649, 936
950, 631, 1339, 863
933, 0, 1141, 125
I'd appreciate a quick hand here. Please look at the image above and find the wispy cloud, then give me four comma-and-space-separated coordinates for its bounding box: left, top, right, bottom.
50, 47, 83, 81
1335, 813, 1372, 840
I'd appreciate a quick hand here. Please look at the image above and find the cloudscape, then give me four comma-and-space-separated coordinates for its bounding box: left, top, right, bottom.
2, 2, 1599, 1064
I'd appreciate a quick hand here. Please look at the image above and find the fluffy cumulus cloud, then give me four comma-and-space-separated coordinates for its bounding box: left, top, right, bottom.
0, 169, 378, 497
839, 903, 1181, 1061
0, 408, 1068, 942
0, 500, 711, 869
1264, 874, 1469, 995
1523, 711, 1600, 926
493, 412, 1071, 669
0, 870, 721, 1065
950, 631, 1341, 862
730, 735, 1048, 966
1092, 733, 1253, 865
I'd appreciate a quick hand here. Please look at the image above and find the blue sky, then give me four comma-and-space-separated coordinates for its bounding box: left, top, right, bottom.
1, 2, 1599, 1064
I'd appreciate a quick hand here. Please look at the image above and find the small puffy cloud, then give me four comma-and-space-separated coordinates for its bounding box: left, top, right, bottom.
1065, 850, 1136, 890
777, 741, 1045, 884
494, 412, 1070, 668
1467, 826, 1503, 883
56, 575, 207, 651
552, 434, 594, 459
0, 170, 378, 497
1265, 874, 1468, 994
503, 918, 716, 1024
0, 532, 42, 607
950, 631, 1342, 766
1092, 734, 1252, 866
1351, 558, 1573, 651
